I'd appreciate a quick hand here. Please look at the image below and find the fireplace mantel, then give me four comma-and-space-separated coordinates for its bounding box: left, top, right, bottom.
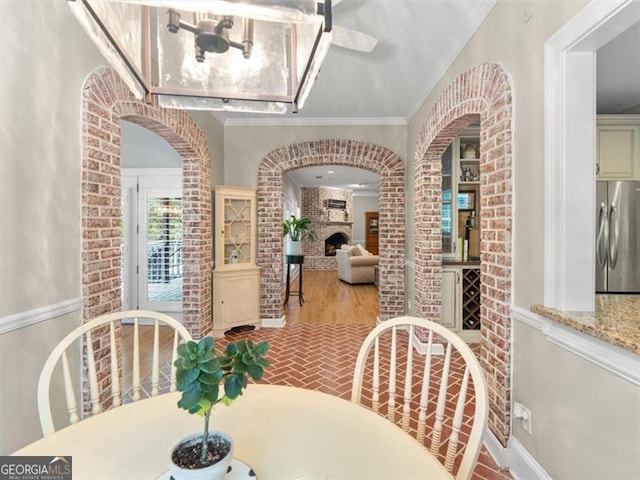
318, 221, 353, 226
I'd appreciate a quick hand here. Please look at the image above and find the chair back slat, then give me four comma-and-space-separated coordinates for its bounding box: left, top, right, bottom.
372, 336, 380, 412
401, 324, 415, 431
416, 329, 433, 444
169, 329, 180, 392
84, 330, 102, 416
430, 341, 452, 457
60, 352, 79, 426
132, 317, 141, 401
386, 326, 397, 422
38, 310, 192, 436
351, 316, 488, 480
151, 319, 160, 396
109, 321, 121, 408
445, 366, 470, 472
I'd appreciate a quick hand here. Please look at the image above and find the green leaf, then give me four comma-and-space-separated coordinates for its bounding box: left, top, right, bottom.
177, 342, 193, 358
225, 343, 238, 356
204, 385, 220, 403
255, 341, 269, 356
198, 372, 222, 385
197, 351, 215, 362
255, 357, 270, 368
247, 364, 263, 381
176, 367, 199, 388
200, 358, 221, 374
242, 352, 254, 365
224, 374, 243, 399
186, 341, 198, 355
197, 336, 214, 353
178, 383, 202, 410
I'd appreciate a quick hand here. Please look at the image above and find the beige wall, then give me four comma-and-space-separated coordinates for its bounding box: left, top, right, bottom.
223, 124, 407, 186
0, 2, 105, 315
406, 0, 588, 309
0, 312, 82, 454
0, 1, 107, 453
189, 111, 225, 185
513, 321, 640, 479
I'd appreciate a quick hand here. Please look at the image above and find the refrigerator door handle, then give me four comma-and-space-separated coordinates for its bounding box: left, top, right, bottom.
596, 202, 608, 269
609, 202, 619, 269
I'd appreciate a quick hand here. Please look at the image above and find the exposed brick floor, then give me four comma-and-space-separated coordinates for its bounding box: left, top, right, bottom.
217, 323, 512, 480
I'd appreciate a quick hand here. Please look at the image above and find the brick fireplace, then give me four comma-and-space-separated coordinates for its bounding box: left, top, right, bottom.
301, 187, 352, 270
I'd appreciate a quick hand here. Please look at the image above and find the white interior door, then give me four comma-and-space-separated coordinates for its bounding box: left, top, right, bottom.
122, 170, 182, 317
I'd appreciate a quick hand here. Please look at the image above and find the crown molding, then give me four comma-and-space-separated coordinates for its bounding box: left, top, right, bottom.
404, 0, 497, 123
221, 116, 407, 127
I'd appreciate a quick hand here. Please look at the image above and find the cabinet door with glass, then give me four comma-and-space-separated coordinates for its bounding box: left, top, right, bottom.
214, 186, 257, 270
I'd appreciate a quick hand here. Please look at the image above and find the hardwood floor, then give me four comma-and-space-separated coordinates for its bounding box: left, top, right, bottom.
284, 270, 378, 325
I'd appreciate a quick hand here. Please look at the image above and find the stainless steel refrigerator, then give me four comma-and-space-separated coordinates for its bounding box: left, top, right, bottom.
595, 181, 640, 293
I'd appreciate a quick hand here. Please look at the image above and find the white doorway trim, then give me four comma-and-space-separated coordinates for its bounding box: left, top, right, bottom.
543, 0, 640, 311
122, 168, 183, 320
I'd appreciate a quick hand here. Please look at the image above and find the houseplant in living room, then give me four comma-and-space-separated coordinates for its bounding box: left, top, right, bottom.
283, 215, 317, 255
171, 336, 270, 480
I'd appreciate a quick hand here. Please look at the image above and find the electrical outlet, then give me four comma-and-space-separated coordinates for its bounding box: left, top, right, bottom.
514, 401, 533, 435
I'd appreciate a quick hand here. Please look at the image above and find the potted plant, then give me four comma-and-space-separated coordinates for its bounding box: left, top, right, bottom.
283, 215, 317, 255
170, 336, 270, 480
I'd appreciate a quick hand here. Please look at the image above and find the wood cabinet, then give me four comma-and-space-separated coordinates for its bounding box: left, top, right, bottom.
596, 115, 640, 181
442, 128, 481, 260
441, 265, 481, 342
365, 211, 379, 255
212, 186, 260, 337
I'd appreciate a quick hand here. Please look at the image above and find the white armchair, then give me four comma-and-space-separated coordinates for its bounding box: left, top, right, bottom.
336, 245, 379, 284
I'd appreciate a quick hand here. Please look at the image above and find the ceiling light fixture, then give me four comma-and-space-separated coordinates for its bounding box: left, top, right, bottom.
67, 0, 333, 114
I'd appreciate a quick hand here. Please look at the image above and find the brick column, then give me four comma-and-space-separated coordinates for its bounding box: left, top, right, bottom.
414, 63, 514, 446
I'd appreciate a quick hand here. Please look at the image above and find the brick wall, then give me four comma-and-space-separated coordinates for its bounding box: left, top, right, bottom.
301, 187, 353, 270
80, 67, 212, 412
257, 140, 405, 322
414, 63, 513, 446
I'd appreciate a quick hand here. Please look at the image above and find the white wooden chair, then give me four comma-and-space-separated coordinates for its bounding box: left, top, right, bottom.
37, 310, 192, 436
351, 316, 488, 480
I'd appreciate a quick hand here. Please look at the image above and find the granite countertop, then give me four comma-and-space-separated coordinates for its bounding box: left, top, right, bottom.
531, 295, 640, 354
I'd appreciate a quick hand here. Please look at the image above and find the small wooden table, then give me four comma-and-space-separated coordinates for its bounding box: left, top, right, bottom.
284, 254, 304, 306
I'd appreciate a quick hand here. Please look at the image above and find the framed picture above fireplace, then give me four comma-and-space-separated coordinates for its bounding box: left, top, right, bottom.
325, 199, 347, 210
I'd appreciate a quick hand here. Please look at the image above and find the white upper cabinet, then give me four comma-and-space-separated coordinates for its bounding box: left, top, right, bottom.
596, 115, 640, 181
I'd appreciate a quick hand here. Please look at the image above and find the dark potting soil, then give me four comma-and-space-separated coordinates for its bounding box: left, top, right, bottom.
172, 435, 231, 469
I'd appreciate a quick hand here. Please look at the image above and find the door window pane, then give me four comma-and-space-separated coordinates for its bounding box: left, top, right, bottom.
147, 197, 183, 303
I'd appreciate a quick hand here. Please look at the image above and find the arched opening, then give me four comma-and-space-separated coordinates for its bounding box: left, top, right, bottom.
257, 139, 405, 324
79, 67, 212, 411
414, 63, 514, 446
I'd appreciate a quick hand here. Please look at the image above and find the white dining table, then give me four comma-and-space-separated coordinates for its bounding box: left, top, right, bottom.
14, 384, 453, 480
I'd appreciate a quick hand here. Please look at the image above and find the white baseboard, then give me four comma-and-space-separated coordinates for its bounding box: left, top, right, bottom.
508, 437, 553, 480
410, 331, 445, 355
261, 316, 286, 329
482, 430, 552, 480
0, 298, 82, 335
483, 429, 509, 469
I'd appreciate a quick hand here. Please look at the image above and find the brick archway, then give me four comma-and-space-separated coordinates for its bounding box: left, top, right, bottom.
414, 63, 513, 446
80, 67, 212, 337
257, 139, 405, 322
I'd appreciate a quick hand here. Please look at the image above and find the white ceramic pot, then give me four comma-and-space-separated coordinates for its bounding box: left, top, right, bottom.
169, 431, 233, 480
285, 239, 302, 256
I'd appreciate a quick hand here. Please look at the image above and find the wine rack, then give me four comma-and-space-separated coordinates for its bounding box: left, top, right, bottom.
462, 268, 481, 330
